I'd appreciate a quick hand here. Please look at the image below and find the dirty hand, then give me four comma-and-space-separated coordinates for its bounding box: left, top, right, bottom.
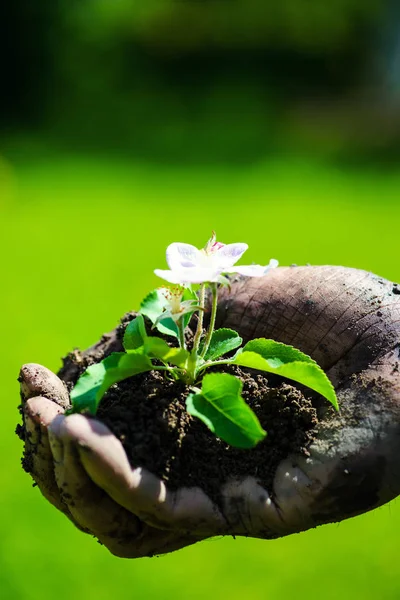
20, 266, 400, 558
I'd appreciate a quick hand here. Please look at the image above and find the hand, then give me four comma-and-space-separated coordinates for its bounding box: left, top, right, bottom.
19, 266, 400, 557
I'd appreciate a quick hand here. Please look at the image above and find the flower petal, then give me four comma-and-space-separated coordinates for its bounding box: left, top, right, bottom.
166, 243, 203, 270
224, 259, 279, 278
213, 243, 248, 269
155, 267, 221, 284
154, 269, 186, 284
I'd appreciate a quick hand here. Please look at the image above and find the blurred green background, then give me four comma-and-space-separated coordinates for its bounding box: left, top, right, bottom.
2, 1, 400, 599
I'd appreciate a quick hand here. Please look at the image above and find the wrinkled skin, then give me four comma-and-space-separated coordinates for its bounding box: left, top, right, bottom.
19, 266, 400, 558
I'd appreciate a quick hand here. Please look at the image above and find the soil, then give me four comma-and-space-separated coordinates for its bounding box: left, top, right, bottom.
56, 312, 326, 505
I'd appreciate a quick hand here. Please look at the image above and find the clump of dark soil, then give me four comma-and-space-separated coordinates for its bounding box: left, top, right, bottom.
56, 312, 323, 503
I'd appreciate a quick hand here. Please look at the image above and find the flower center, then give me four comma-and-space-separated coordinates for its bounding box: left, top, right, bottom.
200, 238, 225, 268
198, 250, 218, 267
162, 286, 184, 314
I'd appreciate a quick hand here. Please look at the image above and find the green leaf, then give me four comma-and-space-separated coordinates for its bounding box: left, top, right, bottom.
203, 328, 242, 361
140, 287, 198, 338
144, 337, 189, 367
123, 314, 147, 350
140, 289, 178, 337
70, 350, 153, 414
186, 373, 266, 448
233, 338, 338, 410
69, 361, 109, 416
243, 339, 315, 365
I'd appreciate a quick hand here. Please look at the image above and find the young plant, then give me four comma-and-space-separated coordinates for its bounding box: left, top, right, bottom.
70, 233, 338, 448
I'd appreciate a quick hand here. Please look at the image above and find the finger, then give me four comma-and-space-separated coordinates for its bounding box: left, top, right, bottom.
49, 414, 141, 537
54, 413, 228, 535
48, 414, 195, 557
19, 363, 70, 408
23, 397, 80, 522
49, 415, 204, 557
219, 477, 288, 538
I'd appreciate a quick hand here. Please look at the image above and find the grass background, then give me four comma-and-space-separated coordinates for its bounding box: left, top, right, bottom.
1, 154, 400, 599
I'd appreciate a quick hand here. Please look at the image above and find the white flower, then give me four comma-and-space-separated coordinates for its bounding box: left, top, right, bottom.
154, 234, 278, 285
154, 286, 202, 325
